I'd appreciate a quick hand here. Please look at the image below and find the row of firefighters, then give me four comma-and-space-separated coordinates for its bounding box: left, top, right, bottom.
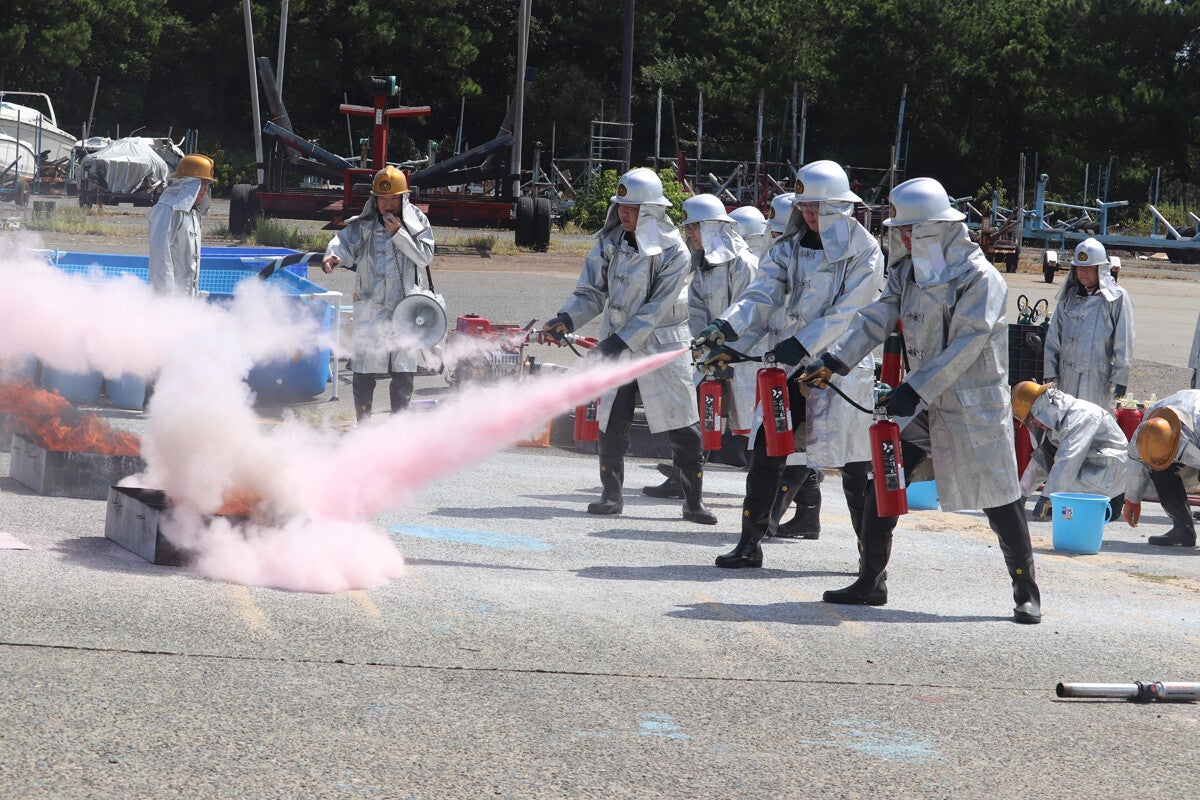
538, 161, 1193, 628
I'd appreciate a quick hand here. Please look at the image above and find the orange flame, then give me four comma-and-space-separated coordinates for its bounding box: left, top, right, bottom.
216, 489, 266, 518
0, 380, 140, 456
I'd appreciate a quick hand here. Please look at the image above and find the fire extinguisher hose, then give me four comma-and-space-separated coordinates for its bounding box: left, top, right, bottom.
705, 345, 878, 416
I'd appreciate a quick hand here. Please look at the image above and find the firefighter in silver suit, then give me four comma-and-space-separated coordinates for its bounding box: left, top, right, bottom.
802, 176, 1042, 624
541, 167, 715, 525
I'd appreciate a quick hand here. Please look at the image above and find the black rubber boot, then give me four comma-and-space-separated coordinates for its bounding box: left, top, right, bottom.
715, 511, 766, 568
985, 500, 1043, 624
776, 467, 822, 539
822, 531, 892, 605
840, 461, 871, 538
1148, 467, 1196, 546
587, 458, 624, 515
679, 464, 718, 525
643, 467, 683, 499
352, 372, 376, 421
767, 465, 805, 537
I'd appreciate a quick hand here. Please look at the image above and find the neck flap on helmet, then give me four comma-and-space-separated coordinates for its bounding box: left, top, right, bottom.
599, 202, 681, 256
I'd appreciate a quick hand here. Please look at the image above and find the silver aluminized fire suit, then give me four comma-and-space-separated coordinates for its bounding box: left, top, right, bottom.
721, 201, 882, 469
324, 195, 435, 375
558, 213, 696, 434
687, 221, 760, 432
148, 177, 208, 296
1044, 266, 1134, 410
1127, 390, 1200, 504
830, 221, 1020, 511
1020, 386, 1128, 500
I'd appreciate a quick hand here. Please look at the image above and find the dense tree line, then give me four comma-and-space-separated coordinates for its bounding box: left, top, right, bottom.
2, 0, 1198, 211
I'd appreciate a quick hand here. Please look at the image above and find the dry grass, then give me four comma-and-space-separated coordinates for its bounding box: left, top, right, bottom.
23, 206, 127, 236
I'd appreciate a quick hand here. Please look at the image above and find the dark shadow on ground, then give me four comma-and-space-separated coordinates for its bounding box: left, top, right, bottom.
667, 600, 1000, 626
575, 563, 842, 582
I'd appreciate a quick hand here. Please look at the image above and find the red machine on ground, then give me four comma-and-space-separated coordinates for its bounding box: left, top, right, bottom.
229, 62, 552, 248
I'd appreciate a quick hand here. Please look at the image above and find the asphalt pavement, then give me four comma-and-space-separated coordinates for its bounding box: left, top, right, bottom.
2, 220, 1200, 798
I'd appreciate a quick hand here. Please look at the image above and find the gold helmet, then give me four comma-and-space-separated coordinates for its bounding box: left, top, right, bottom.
371, 165, 410, 196
171, 153, 216, 182
1010, 381, 1051, 424
1138, 408, 1183, 471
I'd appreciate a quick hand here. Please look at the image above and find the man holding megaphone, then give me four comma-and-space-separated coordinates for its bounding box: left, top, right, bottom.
323, 166, 437, 420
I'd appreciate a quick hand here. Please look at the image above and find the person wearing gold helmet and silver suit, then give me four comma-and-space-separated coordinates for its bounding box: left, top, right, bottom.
1011, 380, 1128, 523
148, 153, 216, 296
541, 167, 715, 525
1043, 237, 1135, 411
1124, 390, 1200, 548
322, 165, 435, 421
799, 176, 1043, 624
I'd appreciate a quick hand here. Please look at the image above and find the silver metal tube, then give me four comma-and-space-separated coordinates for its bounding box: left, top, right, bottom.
242, 0, 264, 182
276, 0, 289, 95
1057, 681, 1200, 701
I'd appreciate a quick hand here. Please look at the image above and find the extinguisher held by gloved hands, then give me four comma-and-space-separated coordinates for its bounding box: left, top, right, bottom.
797, 353, 849, 390
692, 319, 736, 360
1123, 500, 1141, 527
1031, 495, 1053, 521
879, 382, 922, 418
541, 312, 574, 344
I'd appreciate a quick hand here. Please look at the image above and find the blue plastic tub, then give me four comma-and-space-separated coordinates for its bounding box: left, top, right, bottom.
37, 253, 336, 400
106, 373, 147, 410
906, 480, 939, 510
41, 366, 104, 403
1050, 492, 1112, 554
34, 249, 309, 278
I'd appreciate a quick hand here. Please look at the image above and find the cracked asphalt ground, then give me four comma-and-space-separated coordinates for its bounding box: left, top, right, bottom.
2, 199, 1200, 798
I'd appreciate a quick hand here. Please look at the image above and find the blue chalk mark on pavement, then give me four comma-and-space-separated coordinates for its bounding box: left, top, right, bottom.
637, 713, 690, 740
798, 719, 942, 763
389, 524, 552, 551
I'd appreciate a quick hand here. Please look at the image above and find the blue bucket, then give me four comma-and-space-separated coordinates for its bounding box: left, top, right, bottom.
906, 480, 939, 510
1050, 492, 1112, 554
106, 374, 147, 410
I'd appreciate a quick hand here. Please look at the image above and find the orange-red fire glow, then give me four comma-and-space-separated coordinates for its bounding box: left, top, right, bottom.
0, 380, 140, 456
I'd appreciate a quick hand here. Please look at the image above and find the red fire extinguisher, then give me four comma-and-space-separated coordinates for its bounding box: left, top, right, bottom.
698, 377, 724, 451
1115, 405, 1144, 442
881, 321, 904, 389
870, 409, 909, 516
757, 359, 794, 457
574, 398, 600, 442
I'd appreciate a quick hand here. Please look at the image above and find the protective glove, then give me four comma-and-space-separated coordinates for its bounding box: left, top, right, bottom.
1122, 500, 1141, 528
700, 345, 734, 372
1031, 495, 1053, 522
692, 319, 736, 364
541, 312, 574, 344
797, 353, 848, 390
882, 382, 922, 418
770, 336, 808, 366
595, 334, 628, 359
1114, 384, 1127, 399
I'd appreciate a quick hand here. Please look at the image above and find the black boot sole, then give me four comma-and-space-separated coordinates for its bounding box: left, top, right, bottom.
822, 590, 887, 606
1147, 537, 1197, 547
586, 503, 623, 515
775, 530, 819, 540
683, 509, 718, 525
715, 555, 762, 568
643, 487, 684, 499
1013, 610, 1042, 624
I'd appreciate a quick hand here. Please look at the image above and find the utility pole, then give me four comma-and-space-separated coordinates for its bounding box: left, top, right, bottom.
242, 0, 264, 183
618, 0, 634, 169
511, 0, 531, 199
276, 0, 289, 95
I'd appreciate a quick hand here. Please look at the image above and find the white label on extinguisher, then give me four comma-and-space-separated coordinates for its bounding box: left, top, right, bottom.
703, 394, 719, 432
586, 401, 598, 422
770, 386, 791, 432
879, 439, 903, 493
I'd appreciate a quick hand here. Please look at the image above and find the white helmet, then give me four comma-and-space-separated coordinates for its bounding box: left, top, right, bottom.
611, 167, 671, 207
767, 192, 796, 233
728, 205, 767, 238
883, 177, 966, 226
680, 193, 732, 225
1071, 237, 1109, 267
793, 160, 861, 203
